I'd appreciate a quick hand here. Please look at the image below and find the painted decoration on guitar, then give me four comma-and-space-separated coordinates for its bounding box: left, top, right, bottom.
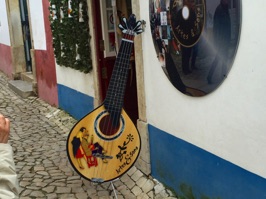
66, 14, 143, 183
149, 0, 242, 96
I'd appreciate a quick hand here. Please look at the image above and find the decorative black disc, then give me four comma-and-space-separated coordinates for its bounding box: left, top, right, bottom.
149, 0, 242, 97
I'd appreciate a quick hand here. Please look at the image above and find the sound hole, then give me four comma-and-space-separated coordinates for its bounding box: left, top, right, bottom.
99, 115, 120, 136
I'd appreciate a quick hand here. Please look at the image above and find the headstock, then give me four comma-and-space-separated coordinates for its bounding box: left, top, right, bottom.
118, 14, 144, 36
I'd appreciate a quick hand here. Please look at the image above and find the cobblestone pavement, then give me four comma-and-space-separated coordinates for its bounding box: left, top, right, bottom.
0, 72, 178, 199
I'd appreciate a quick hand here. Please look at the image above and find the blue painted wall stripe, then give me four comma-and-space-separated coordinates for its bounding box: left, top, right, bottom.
57, 84, 94, 120
149, 124, 266, 199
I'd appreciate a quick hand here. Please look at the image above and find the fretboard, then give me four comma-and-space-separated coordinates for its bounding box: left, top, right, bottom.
104, 36, 134, 122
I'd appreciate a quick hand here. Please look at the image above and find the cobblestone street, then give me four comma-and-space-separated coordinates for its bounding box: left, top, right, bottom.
0, 72, 177, 199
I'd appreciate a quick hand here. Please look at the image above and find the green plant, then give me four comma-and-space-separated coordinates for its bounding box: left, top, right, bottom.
49, 0, 92, 73
179, 183, 221, 199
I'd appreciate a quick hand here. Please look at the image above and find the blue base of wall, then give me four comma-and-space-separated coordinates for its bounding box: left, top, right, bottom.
149, 125, 266, 199
58, 84, 94, 120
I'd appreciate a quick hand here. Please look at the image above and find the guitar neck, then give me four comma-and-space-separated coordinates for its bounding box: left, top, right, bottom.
104, 35, 134, 116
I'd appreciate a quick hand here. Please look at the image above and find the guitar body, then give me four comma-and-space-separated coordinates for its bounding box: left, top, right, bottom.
66, 104, 141, 183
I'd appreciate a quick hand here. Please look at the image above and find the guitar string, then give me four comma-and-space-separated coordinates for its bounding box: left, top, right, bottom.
99, 32, 134, 181
106, 33, 132, 180
98, 37, 128, 180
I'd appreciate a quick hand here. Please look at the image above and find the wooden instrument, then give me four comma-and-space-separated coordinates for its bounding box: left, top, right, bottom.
66, 14, 143, 183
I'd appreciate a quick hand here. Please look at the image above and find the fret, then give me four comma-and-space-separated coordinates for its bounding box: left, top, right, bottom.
122, 38, 133, 43
107, 82, 126, 93
104, 93, 124, 101
103, 102, 124, 112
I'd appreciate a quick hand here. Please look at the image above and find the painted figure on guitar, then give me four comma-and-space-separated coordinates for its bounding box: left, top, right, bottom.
71, 127, 111, 169
67, 14, 143, 183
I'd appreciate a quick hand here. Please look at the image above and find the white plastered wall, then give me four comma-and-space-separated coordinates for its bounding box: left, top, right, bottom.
28, 0, 46, 50
56, 0, 97, 99
56, 65, 95, 98
0, 0, 11, 46
140, 0, 266, 178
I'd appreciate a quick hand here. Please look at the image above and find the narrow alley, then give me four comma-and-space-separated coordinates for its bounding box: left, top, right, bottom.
0, 71, 177, 199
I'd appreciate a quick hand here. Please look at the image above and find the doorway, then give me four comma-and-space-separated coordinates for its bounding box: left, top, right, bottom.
19, 0, 32, 72
93, 0, 139, 124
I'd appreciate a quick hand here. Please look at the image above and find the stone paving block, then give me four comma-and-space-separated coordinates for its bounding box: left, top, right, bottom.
136, 176, 148, 187
131, 169, 144, 182
116, 184, 127, 192
19, 181, 31, 188
124, 177, 135, 189
127, 166, 137, 176
119, 186, 131, 196
43, 186, 56, 193
97, 190, 110, 198
25, 186, 40, 191
82, 180, 92, 187
20, 189, 31, 197
33, 181, 48, 188
46, 193, 58, 199
72, 187, 86, 194
120, 174, 131, 183
155, 195, 165, 199
111, 195, 124, 199
56, 186, 71, 194
137, 193, 150, 199
75, 192, 89, 199
36, 171, 49, 176
101, 182, 112, 190
67, 176, 81, 181
58, 193, 76, 198
30, 190, 45, 197
87, 193, 99, 199
86, 187, 97, 195
123, 192, 136, 199
98, 196, 112, 199
142, 179, 155, 194
131, 185, 143, 196
113, 179, 124, 187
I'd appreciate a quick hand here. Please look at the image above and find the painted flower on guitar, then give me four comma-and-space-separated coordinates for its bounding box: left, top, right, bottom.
127, 134, 134, 142
116, 134, 134, 162
115, 133, 139, 175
